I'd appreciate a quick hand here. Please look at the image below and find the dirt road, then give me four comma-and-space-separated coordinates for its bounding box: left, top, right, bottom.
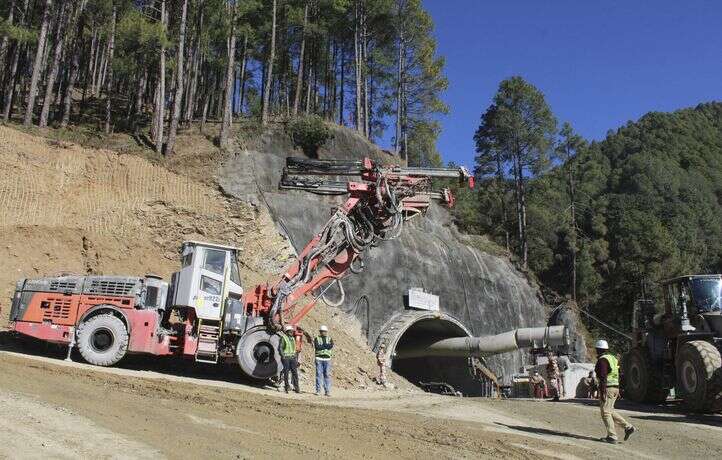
0, 347, 719, 460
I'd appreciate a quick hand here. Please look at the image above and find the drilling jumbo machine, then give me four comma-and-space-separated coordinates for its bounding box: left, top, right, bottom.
623, 275, 722, 412
9, 157, 479, 380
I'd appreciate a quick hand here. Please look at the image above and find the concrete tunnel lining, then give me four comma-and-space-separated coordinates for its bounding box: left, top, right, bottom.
374, 311, 485, 395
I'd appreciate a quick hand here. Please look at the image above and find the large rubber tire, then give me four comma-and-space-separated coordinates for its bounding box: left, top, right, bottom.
76, 314, 129, 366
623, 348, 669, 404
675, 340, 722, 413
235, 327, 281, 380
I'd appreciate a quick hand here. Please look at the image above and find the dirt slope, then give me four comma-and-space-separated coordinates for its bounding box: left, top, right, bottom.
0, 125, 404, 390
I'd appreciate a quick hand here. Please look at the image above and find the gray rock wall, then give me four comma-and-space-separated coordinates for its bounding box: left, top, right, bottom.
218, 127, 548, 382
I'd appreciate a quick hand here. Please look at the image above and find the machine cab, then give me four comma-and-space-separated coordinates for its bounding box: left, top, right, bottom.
662, 275, 722, 316
170, 241, 243, 321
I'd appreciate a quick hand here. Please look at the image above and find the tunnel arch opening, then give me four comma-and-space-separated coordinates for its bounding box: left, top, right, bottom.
375, 312, 485, 396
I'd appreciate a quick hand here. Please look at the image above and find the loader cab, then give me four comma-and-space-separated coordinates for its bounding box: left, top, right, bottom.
170, 241, 243, 321
662, 275, 722, 316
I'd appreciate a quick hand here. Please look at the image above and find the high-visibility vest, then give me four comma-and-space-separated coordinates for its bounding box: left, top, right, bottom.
280, 334, 296, 357
314, 336, 333, 359
600, 353, 619, 386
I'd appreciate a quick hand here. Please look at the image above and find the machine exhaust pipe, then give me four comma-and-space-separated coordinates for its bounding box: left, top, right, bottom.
394, 325, 568, 359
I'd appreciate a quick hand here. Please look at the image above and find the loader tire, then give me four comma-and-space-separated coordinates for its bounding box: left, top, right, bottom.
76, 314, 128, 366
675, 340, 722, 413
623, 348, 668, 404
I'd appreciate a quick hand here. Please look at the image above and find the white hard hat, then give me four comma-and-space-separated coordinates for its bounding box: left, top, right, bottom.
284, 325, 295, 332
595, 339, 609, 350
319, 325, 328, 332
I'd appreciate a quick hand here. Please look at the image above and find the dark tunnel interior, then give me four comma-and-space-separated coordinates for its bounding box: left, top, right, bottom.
391, 318, 484, 396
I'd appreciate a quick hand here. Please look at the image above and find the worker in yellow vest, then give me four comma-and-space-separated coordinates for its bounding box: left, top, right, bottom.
279, 324, 300, 393
314, 325, 334, 396
595, 339, 637, 443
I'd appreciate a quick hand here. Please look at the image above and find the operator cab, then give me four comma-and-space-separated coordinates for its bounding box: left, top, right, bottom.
662, 275, 722, 315
169, 241, 243, 321
661, 275, 722, 336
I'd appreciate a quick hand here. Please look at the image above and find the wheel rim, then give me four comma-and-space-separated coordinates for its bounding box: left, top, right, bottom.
253, 342, 273, 364
681, 360, 698, 394
91, 327, 115, 353
629, 361, 642, 390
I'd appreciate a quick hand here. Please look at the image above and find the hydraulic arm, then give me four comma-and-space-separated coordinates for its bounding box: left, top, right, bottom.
243, 157, 473, 329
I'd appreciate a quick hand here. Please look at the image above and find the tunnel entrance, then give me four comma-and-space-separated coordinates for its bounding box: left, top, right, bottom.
377, 312, 487, 396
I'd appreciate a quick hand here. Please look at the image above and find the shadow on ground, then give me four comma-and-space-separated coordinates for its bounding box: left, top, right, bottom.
0, 330, 275, 389
550, 397, 722, 427
495, 422, 602, 442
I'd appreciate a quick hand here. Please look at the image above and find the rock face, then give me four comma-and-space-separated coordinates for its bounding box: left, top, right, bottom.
218, 126, 548, 385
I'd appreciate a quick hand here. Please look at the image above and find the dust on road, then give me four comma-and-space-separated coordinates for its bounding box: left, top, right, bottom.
1, 350, 720, 459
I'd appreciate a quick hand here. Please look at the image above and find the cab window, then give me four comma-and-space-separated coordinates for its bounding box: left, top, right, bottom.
200, 276, 221, 295
203, 249, 226, 275
230, 252, 241, 286
665, 283, 680, 315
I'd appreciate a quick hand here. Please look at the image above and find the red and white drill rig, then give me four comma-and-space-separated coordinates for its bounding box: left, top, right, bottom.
8, 157, 472, 380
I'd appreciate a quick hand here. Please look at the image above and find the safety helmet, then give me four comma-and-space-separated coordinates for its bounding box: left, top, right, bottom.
379, 343, 386, 348
319, 325, 328, 332
595, 339, 609, 350
284, 324, 295, 332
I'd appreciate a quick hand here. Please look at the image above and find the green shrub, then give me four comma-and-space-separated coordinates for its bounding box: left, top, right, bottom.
287, 115, 333, 157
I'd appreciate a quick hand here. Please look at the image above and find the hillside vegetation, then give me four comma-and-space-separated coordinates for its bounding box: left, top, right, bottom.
468, 100, 722, 332
0, 0, 446, 167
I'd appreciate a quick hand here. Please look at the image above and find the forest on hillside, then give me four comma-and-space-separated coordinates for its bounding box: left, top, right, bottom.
451, 75, 722, 336
0, 0, 446, 165
3, 1, 721, 339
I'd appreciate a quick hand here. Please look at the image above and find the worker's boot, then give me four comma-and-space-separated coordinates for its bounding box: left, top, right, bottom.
624, 426, 637, 441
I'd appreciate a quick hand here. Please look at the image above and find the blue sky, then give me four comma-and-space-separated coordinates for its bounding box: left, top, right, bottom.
419, 0, 722, 167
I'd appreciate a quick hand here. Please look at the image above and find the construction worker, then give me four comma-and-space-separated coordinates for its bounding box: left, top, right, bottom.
546, 352, 563, 401
583, 371, 599, 399
376, 343, 387, 385
314, 325, 334, 396
595, 339, 636, 443
529, 371, 546, 398
279, 325, 300, 394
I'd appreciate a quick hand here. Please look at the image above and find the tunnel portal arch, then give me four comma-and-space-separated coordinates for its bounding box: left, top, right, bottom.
374, 311, 485, 395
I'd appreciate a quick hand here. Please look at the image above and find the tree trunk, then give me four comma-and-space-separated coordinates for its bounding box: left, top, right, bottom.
394, 33, 403, 153
353, 1, 362, 132
292, 1, 308, 117
104, 6, 116, 134
362, 7, 369, 138
88, 28, 98, 92
165, 0, 188, 155
184, 0, 204, 125
512, 154, 523, 262
3, 43, 23, 121
219, 1, 236, 149
568, 165, 578, 300
305, 62, 312, 114
23, 0, 53, 126
39, 1, 69, 128
154, 0, 167, 153
97, 42, 108, 98
0, 0, 17, 68
514, 155, 528, 269
261, 0, 277, 126
338, 46, 344, 125
496, 156, 510, 252
238, 35, 248, 114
